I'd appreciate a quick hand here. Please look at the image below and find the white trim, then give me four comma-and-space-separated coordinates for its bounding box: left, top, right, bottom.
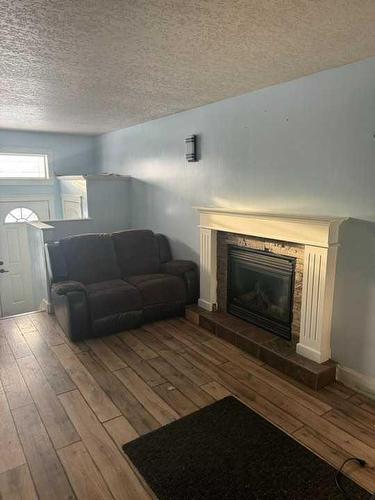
61, 194, 84, 219
47, 217, 92, 223
0, 310, 41, 320
0, 151, 57, 185
26, 221, 54, 230
0, 179, 54, 186
195, 207, 346, 248
297, 245, 338, 363
0, 195, 56, 220
57, 174, 130, 181
198, 298, 215, 311
195, 206, 341, 221
61, 194, 83, 202
196, 207, 346, 364
199, 228, 217, 312
86, 174, 130, 181
41, 298, 54, 314
0, 151, 50, 180
336, 365, 375, 398
296, 343, 326, 364
0, 195, 55, 201
57, 175, 86, 181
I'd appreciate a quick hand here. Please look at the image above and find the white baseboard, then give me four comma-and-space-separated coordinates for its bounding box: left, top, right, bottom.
296, 342, 330, 364
197, 298, 216, 311
336, 365, 375, 398
41, 299, 54, 314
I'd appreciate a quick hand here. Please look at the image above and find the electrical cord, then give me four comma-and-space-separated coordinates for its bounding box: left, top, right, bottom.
335, 457, 369, 499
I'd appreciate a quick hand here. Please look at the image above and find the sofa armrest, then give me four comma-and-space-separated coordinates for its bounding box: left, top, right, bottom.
160, 260, 196, 276
52, 281, 87, 296
51, 283, 91, 341
161, 260, 198, 304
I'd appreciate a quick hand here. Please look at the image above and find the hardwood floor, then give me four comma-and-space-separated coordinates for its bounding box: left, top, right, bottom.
0, 312, 374, 498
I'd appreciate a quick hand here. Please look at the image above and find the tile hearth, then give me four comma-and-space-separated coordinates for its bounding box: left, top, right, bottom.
196, 207, 347, 364
186, 305, 336, 390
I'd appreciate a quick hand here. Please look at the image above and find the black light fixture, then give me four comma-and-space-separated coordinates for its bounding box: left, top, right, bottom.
185, 134, 197, 162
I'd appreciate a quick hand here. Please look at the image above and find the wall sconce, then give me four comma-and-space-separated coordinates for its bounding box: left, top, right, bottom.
185, 135, 197, 162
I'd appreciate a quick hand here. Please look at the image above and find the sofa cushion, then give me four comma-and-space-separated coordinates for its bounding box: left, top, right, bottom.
92, 311, 143, 337
126, 273, 166, 286
86, 279, 142, 319
143, 303, 185, 323
155, 234, 172, 263
160, 260, 197, 276
111, 229, 160, 277
53, 281, 87, 295
60, 234, 121, 285
127, 273, 186, 306
45, 242, 68, 283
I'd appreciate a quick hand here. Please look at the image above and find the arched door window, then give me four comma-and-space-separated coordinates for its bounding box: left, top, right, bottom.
4, 207, 39, 224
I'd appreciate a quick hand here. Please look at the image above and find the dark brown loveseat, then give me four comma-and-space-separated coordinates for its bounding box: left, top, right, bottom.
45, 229, 198, 340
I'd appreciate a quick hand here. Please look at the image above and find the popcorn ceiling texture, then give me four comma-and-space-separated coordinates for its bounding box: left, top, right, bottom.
0, 0, 374, 134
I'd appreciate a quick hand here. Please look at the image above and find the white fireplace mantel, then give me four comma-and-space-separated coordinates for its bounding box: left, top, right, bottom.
195, 207, 347, 364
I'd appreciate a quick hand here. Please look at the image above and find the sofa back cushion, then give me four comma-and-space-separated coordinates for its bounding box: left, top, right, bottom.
59, 233, 121, 285
155, 233, 172, 263
45, 242, 68, 283
111, 229, 160, 277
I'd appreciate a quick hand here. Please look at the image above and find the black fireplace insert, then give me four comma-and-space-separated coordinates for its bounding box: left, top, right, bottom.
227, 246, 295, 340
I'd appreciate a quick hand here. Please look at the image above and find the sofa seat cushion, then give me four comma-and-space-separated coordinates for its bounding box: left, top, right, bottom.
127, 273, 186, 306
86, 279, 142, 319
126, 273, 166, 286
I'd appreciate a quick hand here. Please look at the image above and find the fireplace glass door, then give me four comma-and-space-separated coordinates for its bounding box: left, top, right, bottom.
227, 246, 295, 339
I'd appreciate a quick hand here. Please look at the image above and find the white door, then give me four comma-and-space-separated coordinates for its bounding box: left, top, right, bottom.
0, 200, 51, 317
62, 195, 84, 219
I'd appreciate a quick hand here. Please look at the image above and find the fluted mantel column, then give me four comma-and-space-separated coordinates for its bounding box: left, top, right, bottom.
198, 228, 217, 311
196, 207, 346, 364
297, 245, 339, 363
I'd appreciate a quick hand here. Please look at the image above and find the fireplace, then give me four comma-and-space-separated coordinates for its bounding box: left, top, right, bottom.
197, 207, 345, 363
227, 246, 296, 340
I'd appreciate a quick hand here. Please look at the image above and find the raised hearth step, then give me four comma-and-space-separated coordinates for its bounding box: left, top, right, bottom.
185, 305, 336, 390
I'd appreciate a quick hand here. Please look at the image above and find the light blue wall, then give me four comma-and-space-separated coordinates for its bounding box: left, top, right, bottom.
98, 58, 375, 380
45, 178, 131, 241
0, 130, 100, 220
86, 177, 130, 233
99, 58, 375, 260
0, 129, 99, 175
332, 219, 375, 382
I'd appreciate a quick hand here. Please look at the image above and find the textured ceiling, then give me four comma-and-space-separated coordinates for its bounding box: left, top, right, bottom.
1, 1, 375, 134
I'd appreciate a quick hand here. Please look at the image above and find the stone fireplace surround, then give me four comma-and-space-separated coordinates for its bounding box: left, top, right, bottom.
196, 207, 347, 364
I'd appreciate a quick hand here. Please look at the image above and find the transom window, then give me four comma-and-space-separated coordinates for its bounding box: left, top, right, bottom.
4, 208, 39, 224
0, 153, 49, 179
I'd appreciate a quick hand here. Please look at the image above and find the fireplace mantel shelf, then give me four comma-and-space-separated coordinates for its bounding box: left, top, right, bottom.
195, 207, 347, 248
195, 206, 347, 364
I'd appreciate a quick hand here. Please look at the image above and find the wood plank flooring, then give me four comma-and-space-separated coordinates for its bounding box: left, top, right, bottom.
0, 312, 374, 498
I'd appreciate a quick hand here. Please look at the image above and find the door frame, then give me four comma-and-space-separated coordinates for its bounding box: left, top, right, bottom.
0, 195, 56, 220
61, 194, 84, 219
0, 195, 55, 317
